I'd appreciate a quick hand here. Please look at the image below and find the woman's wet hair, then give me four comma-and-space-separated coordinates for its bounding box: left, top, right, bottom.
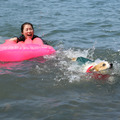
21, 22, 34, 33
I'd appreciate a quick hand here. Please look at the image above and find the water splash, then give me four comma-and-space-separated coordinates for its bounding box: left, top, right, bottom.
51, 48, 94, 83
48, 48, 120, 84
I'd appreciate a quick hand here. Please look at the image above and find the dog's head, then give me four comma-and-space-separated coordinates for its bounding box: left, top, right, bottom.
89, 61, 113, 72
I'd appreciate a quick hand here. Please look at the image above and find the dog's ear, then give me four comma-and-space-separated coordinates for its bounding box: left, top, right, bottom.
89, 66, 98, 72
72, 58, 77, 61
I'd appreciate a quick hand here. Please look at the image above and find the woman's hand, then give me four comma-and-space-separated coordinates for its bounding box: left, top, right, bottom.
9, 37, 18, 42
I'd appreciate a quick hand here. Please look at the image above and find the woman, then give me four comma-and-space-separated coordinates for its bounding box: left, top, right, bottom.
10, 22, 48, 44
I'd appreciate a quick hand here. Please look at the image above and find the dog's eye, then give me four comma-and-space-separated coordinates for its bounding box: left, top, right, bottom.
103, 63, 106, 66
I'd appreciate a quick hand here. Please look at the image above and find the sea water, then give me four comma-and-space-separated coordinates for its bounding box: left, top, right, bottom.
0, 0, 120, 119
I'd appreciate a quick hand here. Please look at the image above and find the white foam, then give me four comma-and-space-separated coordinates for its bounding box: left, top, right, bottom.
53, 48, 119, 83
36, 48, 119, 84
53, 48, 94, 82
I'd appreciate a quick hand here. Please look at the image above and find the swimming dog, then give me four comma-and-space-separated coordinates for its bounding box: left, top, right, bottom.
72, 57, 113, 80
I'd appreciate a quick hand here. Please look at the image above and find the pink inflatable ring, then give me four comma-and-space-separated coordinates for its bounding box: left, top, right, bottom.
0, 38, 55, 62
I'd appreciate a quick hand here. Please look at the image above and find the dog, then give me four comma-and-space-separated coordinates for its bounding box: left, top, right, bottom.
72, 57, 113, 80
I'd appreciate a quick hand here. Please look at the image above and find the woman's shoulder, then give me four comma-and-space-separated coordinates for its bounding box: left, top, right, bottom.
32, 35, 39, 39
17, 35, 25, 42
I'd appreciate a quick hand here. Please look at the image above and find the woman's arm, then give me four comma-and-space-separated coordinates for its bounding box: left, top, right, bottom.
10, 35, 25, 43
9, 37, 18, 42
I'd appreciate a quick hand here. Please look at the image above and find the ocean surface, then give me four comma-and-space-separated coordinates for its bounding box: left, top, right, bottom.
0, 0, 120, 119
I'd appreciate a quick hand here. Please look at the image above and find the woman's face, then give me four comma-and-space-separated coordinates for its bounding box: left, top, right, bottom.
22, 24, 34, 39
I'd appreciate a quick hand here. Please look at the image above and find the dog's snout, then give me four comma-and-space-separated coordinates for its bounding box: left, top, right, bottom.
109, 63, 113, 69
